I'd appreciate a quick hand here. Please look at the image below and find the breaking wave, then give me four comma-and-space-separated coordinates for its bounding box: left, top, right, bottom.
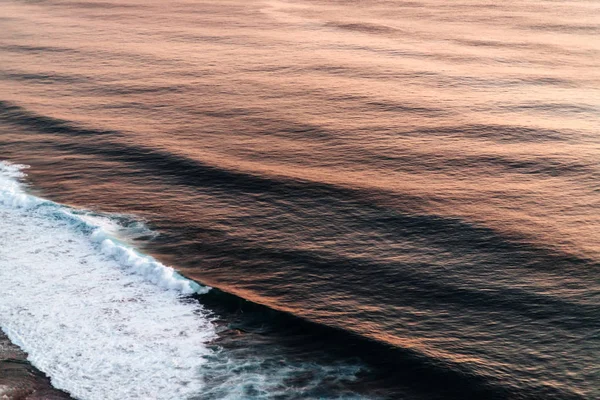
0, 161, 368, 400
0, 161, 207, 295
0, 161, 217, 399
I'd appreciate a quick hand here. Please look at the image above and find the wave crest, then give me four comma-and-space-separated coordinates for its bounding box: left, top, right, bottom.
0, 161, 208, 295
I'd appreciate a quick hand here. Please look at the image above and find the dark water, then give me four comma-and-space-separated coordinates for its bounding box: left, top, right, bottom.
0, 0, 599, 399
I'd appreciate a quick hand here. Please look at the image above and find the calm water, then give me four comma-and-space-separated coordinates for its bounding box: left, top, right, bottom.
0, 0, 599, 399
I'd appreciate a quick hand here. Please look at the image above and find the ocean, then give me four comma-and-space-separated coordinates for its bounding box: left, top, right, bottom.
0, 0, 598, 399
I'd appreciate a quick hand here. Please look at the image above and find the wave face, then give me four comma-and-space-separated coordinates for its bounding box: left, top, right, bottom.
0, 0, 599, 398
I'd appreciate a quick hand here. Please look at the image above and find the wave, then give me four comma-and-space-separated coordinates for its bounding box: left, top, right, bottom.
0, 161, 217, 400
0, 161, 371, 400
0, 162, 207, 295
0, 100, 118, 137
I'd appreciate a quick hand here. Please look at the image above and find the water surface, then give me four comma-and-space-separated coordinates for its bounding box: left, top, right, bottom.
0, 0, 599, 399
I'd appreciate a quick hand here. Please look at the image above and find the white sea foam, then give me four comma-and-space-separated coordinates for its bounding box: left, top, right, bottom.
0, 161, 208, 295
0, 161, 216, 400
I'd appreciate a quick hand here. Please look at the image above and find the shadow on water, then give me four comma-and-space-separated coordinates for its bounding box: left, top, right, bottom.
193, 288, 585, 400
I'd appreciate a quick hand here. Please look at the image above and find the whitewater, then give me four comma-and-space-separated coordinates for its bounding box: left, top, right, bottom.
0, 161, 216, 400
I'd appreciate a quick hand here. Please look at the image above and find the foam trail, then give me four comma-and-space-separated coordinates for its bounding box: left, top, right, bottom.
0, 161, 216, 400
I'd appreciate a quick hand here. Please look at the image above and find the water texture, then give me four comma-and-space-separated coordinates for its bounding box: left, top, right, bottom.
0, 0, 599, 399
